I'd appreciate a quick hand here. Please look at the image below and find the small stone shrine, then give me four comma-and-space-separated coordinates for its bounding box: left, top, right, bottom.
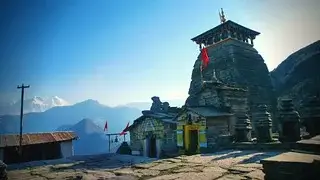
234, 113, 252, 142
116, 142, 132, 155
252, 104, 273, 143
175, 71, 250, 154
128, 96, 180, 158
278, 99, 301, 142
301, 96, 320, 137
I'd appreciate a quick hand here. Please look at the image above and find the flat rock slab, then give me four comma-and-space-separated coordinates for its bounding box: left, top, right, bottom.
297, 135, 320, 145
132, 162, 158, 169
114, 168, 135, 176
244, 169, 265, 179
149, 163, 181, 171
172, 167, 203, 173
216, 174, 247, 180
164, 158, 182, 163
228, 166, 257, 173
261, 151, 320, 163
7, 150, 282, 180
134, 169, 160, 176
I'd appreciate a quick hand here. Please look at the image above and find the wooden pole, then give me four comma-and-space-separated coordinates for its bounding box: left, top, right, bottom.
108, 134, 111, 153
17, 83, 30, 158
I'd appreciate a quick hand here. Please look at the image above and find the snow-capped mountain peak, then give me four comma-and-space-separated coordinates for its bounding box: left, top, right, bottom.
0, 96, 70, 115
45, 96, 70, 106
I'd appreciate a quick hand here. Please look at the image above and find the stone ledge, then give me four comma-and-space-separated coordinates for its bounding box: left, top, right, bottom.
261, 152, 320, 180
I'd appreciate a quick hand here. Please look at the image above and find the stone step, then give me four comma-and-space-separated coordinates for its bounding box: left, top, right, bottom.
294, 135, 320, 155
261, 151, 320, 180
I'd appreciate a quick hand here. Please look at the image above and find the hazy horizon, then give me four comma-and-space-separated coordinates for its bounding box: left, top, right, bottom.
1, 0, 319, 106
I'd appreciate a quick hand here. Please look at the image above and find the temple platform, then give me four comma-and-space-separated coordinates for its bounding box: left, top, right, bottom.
261, 151, 320, 180
261, 135, 320, 180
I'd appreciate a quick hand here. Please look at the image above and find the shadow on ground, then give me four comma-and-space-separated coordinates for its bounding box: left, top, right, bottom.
200, 150, 284, 164
238, 151, 283, 164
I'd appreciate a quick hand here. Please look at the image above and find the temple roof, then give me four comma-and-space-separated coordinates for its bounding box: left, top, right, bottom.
191, 20, 260, 44
187, 106, 233, 117
127, 112, 177, 131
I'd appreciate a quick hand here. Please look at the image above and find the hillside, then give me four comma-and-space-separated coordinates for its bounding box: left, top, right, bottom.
59, 118, 122, 155
270, 40, 320, 110
0, 99, 141, 134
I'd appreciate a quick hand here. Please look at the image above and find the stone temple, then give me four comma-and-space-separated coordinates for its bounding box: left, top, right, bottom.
185, 10, 276, 128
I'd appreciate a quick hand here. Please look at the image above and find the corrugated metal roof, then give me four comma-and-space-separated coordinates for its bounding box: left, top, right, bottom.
0, 131, 78, 148
187, 106, 232, 117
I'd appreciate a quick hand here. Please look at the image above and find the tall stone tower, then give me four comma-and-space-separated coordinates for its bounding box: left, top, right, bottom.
186, 9, 276, 128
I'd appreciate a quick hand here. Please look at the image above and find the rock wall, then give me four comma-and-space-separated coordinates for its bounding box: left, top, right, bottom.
271, 40, 320, 112
187, 39, 276, 124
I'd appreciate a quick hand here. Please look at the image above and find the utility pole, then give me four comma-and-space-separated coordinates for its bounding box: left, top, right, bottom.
17, 83, 30, 158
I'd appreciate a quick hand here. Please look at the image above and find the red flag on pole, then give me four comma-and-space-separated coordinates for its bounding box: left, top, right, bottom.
104, 120, 108, 131
119, 122, 130, 136
201, 47, 210, 70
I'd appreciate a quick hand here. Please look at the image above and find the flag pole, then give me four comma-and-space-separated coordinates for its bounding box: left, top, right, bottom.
199, 43, 204, 83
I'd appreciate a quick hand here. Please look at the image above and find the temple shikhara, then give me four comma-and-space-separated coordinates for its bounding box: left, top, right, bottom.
186, 9, 275, 118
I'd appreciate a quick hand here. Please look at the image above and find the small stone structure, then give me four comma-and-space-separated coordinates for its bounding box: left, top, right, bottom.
116, 142, 132, 155
252, 105, 273, 143
128, 97, 180, 158
234, 113, 252, 142
176, 72, 249, 153
0, 160, 7, 180
278, 99, 301, 142
301, 96, 320, 137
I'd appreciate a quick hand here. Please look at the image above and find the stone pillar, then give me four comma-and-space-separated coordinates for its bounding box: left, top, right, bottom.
278, 99, 301, 142
233, 32, 237, 39
254, 105, 273, 143
235, 113, 252, 142
250, 37, 254, 46
227, 30, 231, 38
0, 160, 7, 180
301, 96, 320, 137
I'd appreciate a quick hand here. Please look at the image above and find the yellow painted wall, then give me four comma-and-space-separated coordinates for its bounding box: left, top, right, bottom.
176, 125, 183, 147
184, 124, 199, 152
176, 111, 208, 153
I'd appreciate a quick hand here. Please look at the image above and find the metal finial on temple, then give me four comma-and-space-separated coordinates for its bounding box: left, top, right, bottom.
219, 8, 226, 24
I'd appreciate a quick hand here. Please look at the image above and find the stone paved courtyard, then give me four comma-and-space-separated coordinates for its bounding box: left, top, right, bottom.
7, 150, 283, 180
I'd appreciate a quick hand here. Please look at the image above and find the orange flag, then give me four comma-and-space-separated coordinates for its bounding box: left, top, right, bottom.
201, 47, 210, 70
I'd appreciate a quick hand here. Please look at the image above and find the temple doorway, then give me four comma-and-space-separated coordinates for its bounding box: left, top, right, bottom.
147, 135, 157, 158
188, 130, 198, 154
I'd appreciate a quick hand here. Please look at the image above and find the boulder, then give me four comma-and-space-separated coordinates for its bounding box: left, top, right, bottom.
0, 160, 7, 180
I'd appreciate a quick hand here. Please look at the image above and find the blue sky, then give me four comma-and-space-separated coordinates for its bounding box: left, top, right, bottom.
0, 0, 319, 106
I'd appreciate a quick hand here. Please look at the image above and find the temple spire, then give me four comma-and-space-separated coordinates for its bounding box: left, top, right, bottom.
219, 8, 226, 24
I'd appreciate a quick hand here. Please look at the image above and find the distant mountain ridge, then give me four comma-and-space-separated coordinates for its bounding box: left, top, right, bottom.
0, 96, 70, 115
58, 118, 109, 155
56, 118, 123, 155
0, 99, 141, 135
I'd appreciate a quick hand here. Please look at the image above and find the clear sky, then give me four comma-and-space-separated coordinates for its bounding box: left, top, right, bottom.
0, 0, 319, 106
